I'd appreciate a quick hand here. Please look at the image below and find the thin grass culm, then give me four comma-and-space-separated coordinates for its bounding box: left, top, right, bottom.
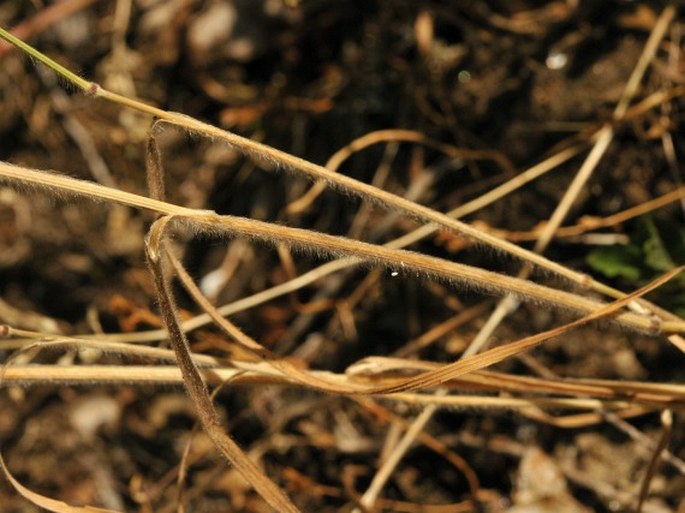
145, 216, 300, 513
0, 26, 653, 298
0, 161, 681, 335
1, 15, 684, 513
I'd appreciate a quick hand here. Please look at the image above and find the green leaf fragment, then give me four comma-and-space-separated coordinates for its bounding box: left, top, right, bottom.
586, 244, 644, 281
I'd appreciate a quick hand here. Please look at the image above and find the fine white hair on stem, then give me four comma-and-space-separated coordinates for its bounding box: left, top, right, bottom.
1, 160, 682, 334
153, 214, 671, 335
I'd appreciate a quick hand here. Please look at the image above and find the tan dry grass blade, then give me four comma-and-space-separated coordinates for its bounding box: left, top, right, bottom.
3, 161, 680, 335
74, 142, 590, 345
0, 330, 297, 509
0, 453, 120, 513
2, 24, 684, 511
367, 266, 684, 394
3, 363, 683, 409
347, 359, 685, 406
0, 326, 228, 367
285, 128, 515, 214
163, 235, 369, 395
480, 186, 685, 242
0, 26, 643, 300
3, 327, 683, 410
157, 212, 684, 333
3, 25, 683, 338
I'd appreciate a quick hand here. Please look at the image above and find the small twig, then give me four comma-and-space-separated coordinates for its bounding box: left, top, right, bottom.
635, 410, 673, 513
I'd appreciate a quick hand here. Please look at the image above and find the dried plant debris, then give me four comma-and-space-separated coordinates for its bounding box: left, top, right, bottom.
510, 447, 591, 513
0, 2, 684, 512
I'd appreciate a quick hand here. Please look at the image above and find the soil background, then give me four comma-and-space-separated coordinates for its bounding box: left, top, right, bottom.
0, 1, 684, 512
